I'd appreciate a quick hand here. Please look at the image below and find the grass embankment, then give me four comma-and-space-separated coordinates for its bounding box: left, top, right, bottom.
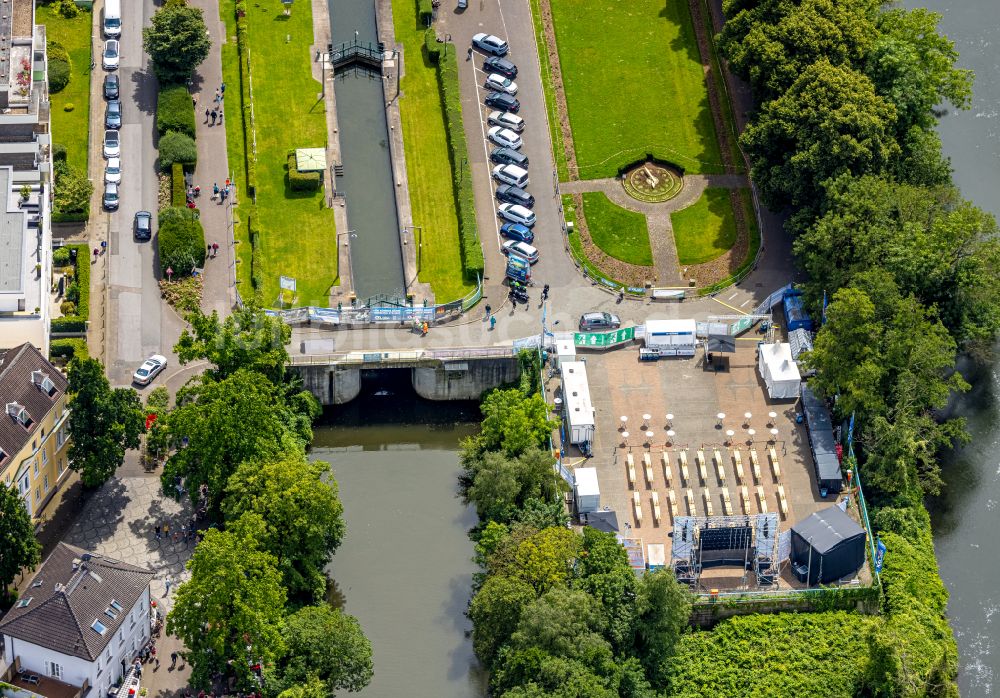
222, 0, 336, 307
526, 0, 569, 182
579, 192, 652, 266
392, 0, 474, 302
549, 0, 724, 178
671, 188, 738, 265
38, 6, 91, 171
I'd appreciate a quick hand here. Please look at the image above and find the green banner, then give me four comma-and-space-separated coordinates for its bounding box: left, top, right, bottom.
574, 326, 635, 348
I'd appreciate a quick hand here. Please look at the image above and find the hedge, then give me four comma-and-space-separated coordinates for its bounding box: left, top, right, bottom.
52, 246, 72, 266
172, 162, 186, 207
69, 243, 89, 319
157, 82, 196, 138
158, 214, 206, 276
51, 316, 87, 333
157, 130, 197, 170
286, 152, 320, 192
436, 47, 484, 280
52, 143, 68, 163
48, 40, 71, 93
424, 28, 440, 62
417, 0, 433, 26
234, 5, 256, 196
50, 338, 88, 360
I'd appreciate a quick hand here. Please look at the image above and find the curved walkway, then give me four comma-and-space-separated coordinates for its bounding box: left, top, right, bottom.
560, 174, 750, 285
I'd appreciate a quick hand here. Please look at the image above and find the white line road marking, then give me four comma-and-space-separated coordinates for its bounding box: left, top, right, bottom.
470, 60, 503, 252
740, 298, 752, 308
727, 292, 738, 300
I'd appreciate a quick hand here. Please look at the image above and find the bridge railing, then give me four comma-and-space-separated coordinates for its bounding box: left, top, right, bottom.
288, 345, 515, 366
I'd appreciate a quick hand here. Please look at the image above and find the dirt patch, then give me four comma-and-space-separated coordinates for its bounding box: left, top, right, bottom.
572, 193, 655, 287
684, 189, 750, 286
538, 0, 579, 180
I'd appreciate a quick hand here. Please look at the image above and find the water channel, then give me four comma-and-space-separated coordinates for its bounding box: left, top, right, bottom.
315, 370, 487, 697
897, 1, 1000, 695
328, 0, 405, 301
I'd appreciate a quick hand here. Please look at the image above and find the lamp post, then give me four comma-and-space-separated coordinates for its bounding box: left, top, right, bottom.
403, 226, 423, 273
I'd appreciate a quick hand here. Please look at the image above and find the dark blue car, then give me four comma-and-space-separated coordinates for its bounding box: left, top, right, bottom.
500, 222, 534, 244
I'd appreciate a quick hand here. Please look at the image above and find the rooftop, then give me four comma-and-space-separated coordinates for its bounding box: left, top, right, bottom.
0, 341, 65, 466
0, 167, 28, 293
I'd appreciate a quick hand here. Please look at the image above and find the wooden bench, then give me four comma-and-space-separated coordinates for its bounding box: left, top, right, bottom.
721, 487, 733, 515
651, 491, 661, 524
686, 488, 696, 515
633, 491, 643, 525
643, 452, 655, 485
777, 485, 789, 519
696, 449, 708, 484
740, 485, 751, 514
661, 451, 673, 485
749, 448, 762, 483
713, 448, 726, 483
703, 489, 714, 517
668, 489, 679, 520
756, 485, 768, 513
678, 450, 689, 486
733, 449, 745, 484
627, 452, 636, 487
768, 446, 781, 481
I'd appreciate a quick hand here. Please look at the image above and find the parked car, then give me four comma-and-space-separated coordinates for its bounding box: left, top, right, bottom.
500, 222, 534, 244
133, 354, 167, 386
484, 92, 519, 113
492, 164, 529, 188
497, 203, 536, 228
472, 33, 508, 56
495, 184, 534, 208
490, 147, 528, 168
134, 210, 152, 241
457, 0, 467, 8
103, 130, 120, 158
105, 99, 122, 129
579, 311, 621, 331
484, 73, 518, 95
103, 182, 120, 211
105, 157, 122, 184
102, 39, 120, 70
483, 56, 517, 79
488, 126, 522, 150
502, 240, 539, 263
103, 73, 119, 99
488, 110, 524, 132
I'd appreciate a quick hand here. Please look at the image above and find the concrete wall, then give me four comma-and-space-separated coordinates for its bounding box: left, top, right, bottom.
412, 358, 521, 401
295, 365, 361, 405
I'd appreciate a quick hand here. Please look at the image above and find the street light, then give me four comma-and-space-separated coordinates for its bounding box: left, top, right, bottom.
403, 226, 423, 272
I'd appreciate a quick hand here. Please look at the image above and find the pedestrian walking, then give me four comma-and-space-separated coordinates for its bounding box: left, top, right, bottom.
421, 321, 429, 336
164, 578, 172, 595
171, 652, 178, 668
205, 108, 210, 123
218, 108, 223, 123
192, 95, 198, 108
490, 315, 496, 331
92, 247, 99, 263
207, 244, 212, 257
213, 182, 219, 198
163, 523, 170, 539
542, 284, 549, 301
483, 303, 491, 321
467, 47, 473, 61
212, 242, 219, 257
154, 524, 161, 540
210, 109, 217, 125
220, 82, 226, 95
214, 88, 220, 103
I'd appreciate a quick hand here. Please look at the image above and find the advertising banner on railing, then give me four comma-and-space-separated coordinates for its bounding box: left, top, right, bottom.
574, 326, 635, 348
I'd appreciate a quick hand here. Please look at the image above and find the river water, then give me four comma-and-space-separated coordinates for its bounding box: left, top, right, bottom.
314, 371, 487, 697
899, 1, 1000, 695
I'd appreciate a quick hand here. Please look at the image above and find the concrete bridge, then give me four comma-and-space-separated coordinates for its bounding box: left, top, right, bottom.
290, 346, 522, 404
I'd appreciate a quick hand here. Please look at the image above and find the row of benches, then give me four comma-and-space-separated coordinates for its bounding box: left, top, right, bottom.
631, 483, 790, 526
625, 446, 783, 489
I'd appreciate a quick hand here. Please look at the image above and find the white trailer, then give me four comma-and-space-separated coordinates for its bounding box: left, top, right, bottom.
562, 360, 596, 445
554, 339, 576, 370
574, 467, 600, 513
643, 319, 698, 356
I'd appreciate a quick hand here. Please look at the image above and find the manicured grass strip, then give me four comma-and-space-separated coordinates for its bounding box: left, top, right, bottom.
697, 188, 761, 295
694, 0, 743, 171
549, 0, 724, 177
38, 6, 92, 171
392, 0, 474, 302
580, 192, 652, 266
526, 0, 569, 182
564, 195, 625, 288
671, 187, 738, 265
234, 1, 337, 307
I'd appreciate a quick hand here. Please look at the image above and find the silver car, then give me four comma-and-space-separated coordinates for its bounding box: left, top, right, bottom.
105, 157, 122, 184
133, 354, 167, 386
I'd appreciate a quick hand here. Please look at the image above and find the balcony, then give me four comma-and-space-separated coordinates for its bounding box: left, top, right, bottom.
0, 659, 88, 698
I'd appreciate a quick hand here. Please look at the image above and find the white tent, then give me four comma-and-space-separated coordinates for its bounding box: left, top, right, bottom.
758, 343, 801, 399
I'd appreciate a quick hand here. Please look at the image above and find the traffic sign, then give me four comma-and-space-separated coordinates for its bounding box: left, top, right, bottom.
574, 326, 635, 348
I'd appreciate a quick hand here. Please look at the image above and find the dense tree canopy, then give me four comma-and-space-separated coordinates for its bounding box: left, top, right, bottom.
462, 446, 565, 524
0, 483, 40, 601
463, 389, 555, 458
142, 5, 211, 83
67, 358, 144, 487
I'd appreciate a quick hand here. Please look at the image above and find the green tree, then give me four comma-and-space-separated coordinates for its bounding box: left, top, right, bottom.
142, 5, 211, 83
144, 387, 171, 462
52, 161, 93, 216
462, 389, 555, 458
0, 483, 41, 602
741, 59, 900, 210
67, 358, 145, 487
633, 569, 692, 689
174, 304, 292, 384
469, 575, 537, 666
513, 527, 582, 593
269, 604, 373, 695
576, 528, 637, 652
167, 525, 287, 689
157, 130, 198, 169
498, 656, 618, 698
161, 369, 302, 506
463, 447, 564, 524
223, 454, 345, 601
275, 677, 327, 698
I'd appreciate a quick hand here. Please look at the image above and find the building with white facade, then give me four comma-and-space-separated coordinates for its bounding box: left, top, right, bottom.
0, 544, 155, 698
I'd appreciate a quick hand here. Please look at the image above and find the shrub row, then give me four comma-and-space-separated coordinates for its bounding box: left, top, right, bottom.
47, 40, 71, 93
158, 131, 197, 170
429, 36, 484, 281
50, 338, 88, 360
286, 152, 320, 192
172, 162, 186, 207
234, 1, 256, 197
417, 0, 433, 26
69, 243, 89, 319
157, 82, 196, 139
51, 316, 87, 333
158, 207, 206, 276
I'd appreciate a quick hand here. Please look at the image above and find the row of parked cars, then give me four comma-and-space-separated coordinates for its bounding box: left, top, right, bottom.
472, 33, 539, 265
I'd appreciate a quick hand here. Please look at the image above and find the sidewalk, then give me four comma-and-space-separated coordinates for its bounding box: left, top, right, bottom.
188, 0, 235, 318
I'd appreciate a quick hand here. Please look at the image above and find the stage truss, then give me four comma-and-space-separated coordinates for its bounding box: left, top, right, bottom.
670, 513, 780, 590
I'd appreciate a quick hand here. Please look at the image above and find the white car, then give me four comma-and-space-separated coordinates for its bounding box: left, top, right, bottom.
498, 203, 536, 228
105, 157, 122, 184
102, 39, 120, 70
484, 73, 518, 95
488, 110, 524, 133
502, 240, 539, 263
133, 354, 167, 386
488, 126, 522, 150
472, 33, 508, 56
103, 130, 120, 158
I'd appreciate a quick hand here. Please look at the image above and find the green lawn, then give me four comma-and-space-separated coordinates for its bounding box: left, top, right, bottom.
580, 192, 652, 266
671, 188, 738, 265
222, 0, 337, 307
549, 0, 723, 178
392, 0, 473, 302
38, 6, 92, 171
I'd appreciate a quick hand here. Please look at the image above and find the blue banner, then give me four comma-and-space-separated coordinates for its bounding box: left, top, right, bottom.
874, 537, 887, 574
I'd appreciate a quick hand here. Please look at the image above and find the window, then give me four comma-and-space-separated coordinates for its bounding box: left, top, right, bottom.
16, 597, 32, 608
34, 486, 40, 501
92, 619, 108, 635
129, 610, 135, 628
33, 458, 38, 475
110, 600, 123, 613
118, 628, 124, 646
58, 458, 64, 474
43, 475, 49, 492
56, 425, 67, 448
106, 646, 112, 661
42, 448, 47, 464
18, 474, 29, 495
45, 662, 62, 680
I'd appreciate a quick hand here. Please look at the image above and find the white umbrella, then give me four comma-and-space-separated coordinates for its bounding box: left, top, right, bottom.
747, 428, 756, 445
725, 429, 735, 445
716, 412, 725, 428
620, 415, 628, 431
767, 411, 777, 427
666, 413, 674, 428
666, 429, 676, 445
642, 414, 652, 429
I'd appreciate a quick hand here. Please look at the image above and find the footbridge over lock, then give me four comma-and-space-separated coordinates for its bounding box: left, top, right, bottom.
290, 346, 523, 404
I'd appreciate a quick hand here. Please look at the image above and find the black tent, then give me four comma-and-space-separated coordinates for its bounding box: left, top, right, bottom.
790, 506, 866, 585
581, 510, 619, 533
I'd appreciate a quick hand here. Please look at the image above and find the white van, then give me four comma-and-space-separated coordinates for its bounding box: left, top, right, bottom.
104, 0, 122, 38
492, 164, 529, 188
